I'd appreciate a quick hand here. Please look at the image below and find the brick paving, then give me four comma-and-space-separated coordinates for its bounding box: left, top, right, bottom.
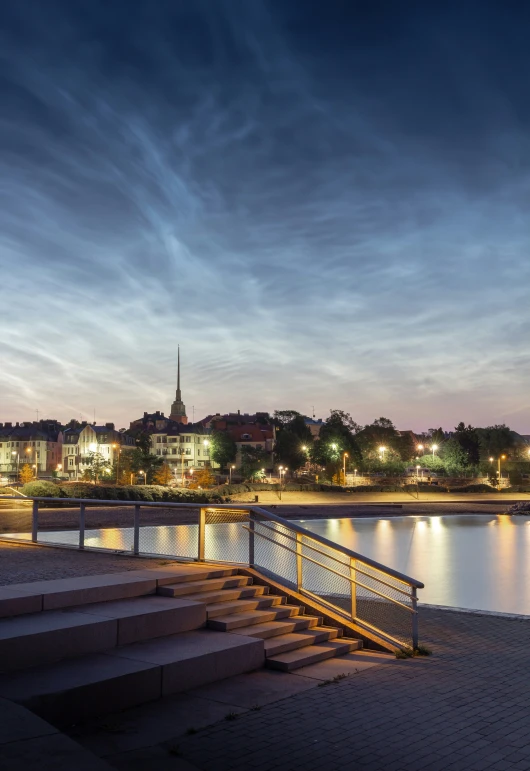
0, 542, 171, 585
175, 607, 530, 771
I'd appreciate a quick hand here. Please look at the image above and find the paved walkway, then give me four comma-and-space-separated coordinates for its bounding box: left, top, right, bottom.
77, 607, 530, 771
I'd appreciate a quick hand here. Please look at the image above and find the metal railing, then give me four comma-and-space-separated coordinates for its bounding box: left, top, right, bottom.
9, 498, 423, 649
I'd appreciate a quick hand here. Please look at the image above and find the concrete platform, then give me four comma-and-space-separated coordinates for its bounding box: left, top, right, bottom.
70, 596, 206, 646
110, 629, 265, 695
0, 587, 43, 619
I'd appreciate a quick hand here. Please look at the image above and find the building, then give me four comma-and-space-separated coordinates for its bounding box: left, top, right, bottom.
169, 346, 187, 424
0, 420, 63, 477
62, 423, 135, 480
150, 424, 213, 479
304, 417, 325, 437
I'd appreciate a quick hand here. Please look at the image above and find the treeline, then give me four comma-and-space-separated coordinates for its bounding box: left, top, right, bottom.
271, 411, 530, 483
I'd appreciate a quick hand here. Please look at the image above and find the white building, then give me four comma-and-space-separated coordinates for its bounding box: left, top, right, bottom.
62, 423, 135, 480
150, 425, 215, 478
0, 421, 63, 478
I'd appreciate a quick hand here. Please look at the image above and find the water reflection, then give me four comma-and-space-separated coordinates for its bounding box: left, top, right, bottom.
8, 513, 530, 615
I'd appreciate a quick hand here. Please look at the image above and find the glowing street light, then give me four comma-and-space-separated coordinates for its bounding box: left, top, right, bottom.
497, 454, 506, 488
379, 446, 387, 461
139, 470, 146, 485
26, 447, 37, 479
229, 465, 235, 485
431, 444, 438, 458
417, 444, 424, 455
343, 452, 348, 479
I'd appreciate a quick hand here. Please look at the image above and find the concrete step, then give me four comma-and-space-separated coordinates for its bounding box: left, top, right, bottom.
0, 596, 205, 672
158, 575, 251, 597
266, 639, 361, 672
264, 627, 341, 657
208, 604, 302, 632
206, 595, 284, 619
229, 615, 322, 639
0, 566, 240, 618
172, 584, 268, 606
0, 630, 264, 726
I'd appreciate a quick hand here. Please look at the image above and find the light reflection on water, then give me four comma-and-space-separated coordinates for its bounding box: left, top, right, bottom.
11, 514, 530, 615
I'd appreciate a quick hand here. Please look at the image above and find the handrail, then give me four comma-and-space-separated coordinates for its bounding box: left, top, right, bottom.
249, 519, 415, 597
25, 497, 423, 589
242, 525, 416, 612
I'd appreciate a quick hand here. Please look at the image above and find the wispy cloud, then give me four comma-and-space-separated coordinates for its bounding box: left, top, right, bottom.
0, 0, 529, 431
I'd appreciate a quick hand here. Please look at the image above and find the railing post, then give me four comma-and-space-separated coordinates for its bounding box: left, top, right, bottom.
31, 500, 39, 543
411, 585, 419, 650
350, 557, 357, 620
79, 503, 85, 550
198, 507, 206, 562
249, 512, 255, 567
133, 505, 140, 556
296, 533, 303, 592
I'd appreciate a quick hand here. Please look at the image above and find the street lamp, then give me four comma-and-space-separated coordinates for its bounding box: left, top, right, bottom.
431, 444, 438, 458
229, 465, 235, 485
379, 446, 387, 461
139, 470, 146, 485
416, 464, 421, 480
498, 454, 506, 488
417, 444, 424, 454
343, 452, 348, 479
25, 447, 37, 479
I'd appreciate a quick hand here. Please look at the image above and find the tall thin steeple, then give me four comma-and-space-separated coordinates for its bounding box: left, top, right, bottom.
170, 345, 188, 424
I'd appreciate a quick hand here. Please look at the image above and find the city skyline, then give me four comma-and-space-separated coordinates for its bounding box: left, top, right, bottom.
1, 1, 529, 431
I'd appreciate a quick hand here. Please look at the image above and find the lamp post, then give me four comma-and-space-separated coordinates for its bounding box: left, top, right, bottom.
379, 446, 387, 462
416, 464, 421, 481
25, 447, 35, 479
431, 444, 438, 459
498, 454, 506, 488
343, 452, 348, 482
139, 470, 146, 485
229, 465, 235, 485
417, 444, 424, 455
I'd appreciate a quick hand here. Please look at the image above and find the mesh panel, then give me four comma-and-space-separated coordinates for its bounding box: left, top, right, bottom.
204, 508, 250, 564
139, 507, 198, 559
0, 498, 32, 539
353, 561, 414, 647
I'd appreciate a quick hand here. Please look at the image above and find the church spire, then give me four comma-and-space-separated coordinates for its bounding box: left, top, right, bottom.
170, 346, 188, 424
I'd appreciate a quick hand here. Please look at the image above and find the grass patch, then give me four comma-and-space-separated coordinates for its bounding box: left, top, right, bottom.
395, 645, 433, 659
414, 645, 432, 656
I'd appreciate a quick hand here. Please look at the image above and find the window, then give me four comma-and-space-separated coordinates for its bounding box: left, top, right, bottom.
156, 449, 161, 455
185, 449, 191, 455
197, 449, 200, 456
185, 437, 191, 443
172, 449, 176, 455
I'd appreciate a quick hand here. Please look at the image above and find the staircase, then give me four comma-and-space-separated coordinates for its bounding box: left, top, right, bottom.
158, 571, 362, 671
0, 563, 362, 726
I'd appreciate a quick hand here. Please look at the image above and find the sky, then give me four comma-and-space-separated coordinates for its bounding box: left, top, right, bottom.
1, 0, 529, 433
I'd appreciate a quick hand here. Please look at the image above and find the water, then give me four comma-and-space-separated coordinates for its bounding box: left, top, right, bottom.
8, 513, 530, 615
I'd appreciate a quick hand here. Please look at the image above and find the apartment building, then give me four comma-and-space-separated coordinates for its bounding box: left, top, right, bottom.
62, 423, 135, 480
0, 420, 63, 477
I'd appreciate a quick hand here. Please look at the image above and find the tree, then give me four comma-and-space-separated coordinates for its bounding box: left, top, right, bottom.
356, 417, 401, 465
153, 463, 173, 486
210, 431, 237, 469
81, 451, 108, 484
440, 438, 468, 475
453, 423, 480, 467
240, 446, 268, 480
312, 411, 362, 480
274, 430, 308, 471
19, 463, 34, 484
477, 425, 514, 463
189, 468, 215, 489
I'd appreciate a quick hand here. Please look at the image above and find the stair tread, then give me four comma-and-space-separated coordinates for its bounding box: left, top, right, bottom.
229, 617, 321, 638
267, 639, 357, 665
158, 576, 250, 596
174, 586, 266, 605
264, 628, 340, 655
208, 605, 300, 630
206, 596, 282, 616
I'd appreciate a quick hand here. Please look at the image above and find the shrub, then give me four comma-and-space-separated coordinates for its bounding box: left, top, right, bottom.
449, 484, 497, 493
57, 483, 223, 504
21, 481, 62, 498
